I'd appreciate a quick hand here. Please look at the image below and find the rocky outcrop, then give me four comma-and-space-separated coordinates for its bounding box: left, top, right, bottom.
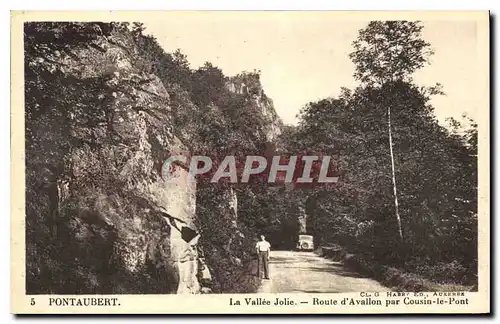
26, 22, 286, 294
297, 203, 308, 234
25, 24, 209, 294
225, 73, 283, 142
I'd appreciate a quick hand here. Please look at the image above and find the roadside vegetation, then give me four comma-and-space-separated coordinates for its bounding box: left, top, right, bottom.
25, 20, 477, 293
281, 21, 477, 290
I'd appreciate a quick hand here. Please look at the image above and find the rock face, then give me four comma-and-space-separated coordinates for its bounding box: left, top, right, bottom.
225, 74, 283, 142
25, 25, 207, 294
159, 149, 202, 294
25, 22, 285, 295
297, 204, 308, 234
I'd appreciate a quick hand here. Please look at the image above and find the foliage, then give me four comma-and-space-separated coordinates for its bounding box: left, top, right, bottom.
349, 21, 434, 86
130, 28, 281, 292
24, 20, 478, 294
25, 22, 178, 294
282, 21, 478, 285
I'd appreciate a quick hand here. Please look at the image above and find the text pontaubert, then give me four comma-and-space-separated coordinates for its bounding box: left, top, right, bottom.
49, 297, 120, 307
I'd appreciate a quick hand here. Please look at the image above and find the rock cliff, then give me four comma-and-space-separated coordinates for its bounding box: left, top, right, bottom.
25, 22, 282, 294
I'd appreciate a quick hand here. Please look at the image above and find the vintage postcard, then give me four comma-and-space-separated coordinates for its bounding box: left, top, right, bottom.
11, 11, 490, 314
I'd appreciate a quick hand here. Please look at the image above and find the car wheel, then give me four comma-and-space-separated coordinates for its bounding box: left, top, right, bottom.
301, 242, 309, 250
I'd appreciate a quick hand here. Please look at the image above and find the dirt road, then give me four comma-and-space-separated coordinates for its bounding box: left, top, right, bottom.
258, 250, 390, 293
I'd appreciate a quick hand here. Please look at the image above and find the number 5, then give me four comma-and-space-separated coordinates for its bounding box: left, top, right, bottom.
30, 298, 35, 306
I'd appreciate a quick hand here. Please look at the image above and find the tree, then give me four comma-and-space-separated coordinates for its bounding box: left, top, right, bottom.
349, 21, 434, 242
349, 21, 434, 86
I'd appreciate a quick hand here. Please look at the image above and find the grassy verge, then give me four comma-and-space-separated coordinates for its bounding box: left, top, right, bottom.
206, 252, 261, 293
227, 258, 262, 293
316, 246, 476, 292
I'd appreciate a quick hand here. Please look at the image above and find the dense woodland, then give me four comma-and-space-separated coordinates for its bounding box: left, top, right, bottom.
25, 21, 477, 293
277, 22, 478, 288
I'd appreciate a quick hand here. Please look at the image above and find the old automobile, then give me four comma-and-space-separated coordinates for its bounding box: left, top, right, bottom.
296, 234, 314, 251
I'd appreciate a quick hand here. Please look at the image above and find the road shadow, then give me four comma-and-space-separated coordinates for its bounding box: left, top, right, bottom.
269, 256, 299, 263
275, 265, 369, 279
269, 251, 372, 279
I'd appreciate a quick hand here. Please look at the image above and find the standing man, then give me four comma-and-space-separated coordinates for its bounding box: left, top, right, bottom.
256, 235, 271, 279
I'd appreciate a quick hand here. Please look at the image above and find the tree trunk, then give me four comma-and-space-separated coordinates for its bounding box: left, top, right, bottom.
388, 105, 403, 241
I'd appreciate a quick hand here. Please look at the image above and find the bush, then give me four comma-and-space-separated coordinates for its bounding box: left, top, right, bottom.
318, 248, 475, 293
411, 260, 470, 285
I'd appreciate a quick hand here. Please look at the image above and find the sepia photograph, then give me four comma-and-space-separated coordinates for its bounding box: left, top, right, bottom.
10, 10, 490, 314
